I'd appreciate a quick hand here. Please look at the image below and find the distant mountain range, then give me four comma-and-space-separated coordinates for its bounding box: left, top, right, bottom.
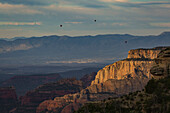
0, 37, 28, 41
0, 31, 170, 66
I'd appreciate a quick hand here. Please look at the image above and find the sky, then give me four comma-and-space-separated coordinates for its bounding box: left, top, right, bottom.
0, 0, 170, 38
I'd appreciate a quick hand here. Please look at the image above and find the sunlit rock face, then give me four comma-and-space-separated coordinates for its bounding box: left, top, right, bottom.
150, 47, 170, 79
91, 47, 163, 85
37, 47, 167, 113
91, 60, 153, 85
127, 47, 163, 59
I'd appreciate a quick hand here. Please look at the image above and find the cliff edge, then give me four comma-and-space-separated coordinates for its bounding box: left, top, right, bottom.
37, 47, 166, 113
91, 47, 163, 85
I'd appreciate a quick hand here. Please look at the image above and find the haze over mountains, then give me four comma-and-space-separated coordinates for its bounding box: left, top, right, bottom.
0, 31, 170, 67
0, 32, 170, 82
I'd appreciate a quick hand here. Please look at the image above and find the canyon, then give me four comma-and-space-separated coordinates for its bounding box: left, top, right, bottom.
0, 72, 96, 113
37, 47, 167, 113
0, 46, 169, 113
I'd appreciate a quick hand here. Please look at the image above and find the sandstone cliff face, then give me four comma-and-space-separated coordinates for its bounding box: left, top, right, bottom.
91, 60, 153, 85
127, 48, 163, 59
37, 92, 82, 113
0, 87, 18, 113
37, 47, 165, 113
37, 77, 150, 113
91, 48, 164, 85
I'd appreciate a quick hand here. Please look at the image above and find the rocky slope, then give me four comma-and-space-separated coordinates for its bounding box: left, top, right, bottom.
0, 87, 18, 113
37, 47, 166, 113
76, 50, 170, 113
76, 76, 170, 113
1, 32, 170, 66
14, 78, 84, 113
12, 72, 96, 113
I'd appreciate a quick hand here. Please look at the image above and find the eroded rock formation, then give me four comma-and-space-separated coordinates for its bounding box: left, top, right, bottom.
91, 47, 163, 85
37, 47, 166, 113
127, 47, 164, 59
14, 78, 84, 113
150, 47, 170, 79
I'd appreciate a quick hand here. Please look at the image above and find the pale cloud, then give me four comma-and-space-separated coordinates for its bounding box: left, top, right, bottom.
99, 0, 170, 7
0, 22, 42, 26
150, 23, 170, 27
111, 1, 170, 8
64, 22, 83, 24
99, 0, 128, 3
44, 4, 101, 15
158, 4, 170, 8
0, 0, 53, 6
115, 0, 128, 2
112, 23, 127, 26
0, 3, 43, 14
0, 0, 170, 38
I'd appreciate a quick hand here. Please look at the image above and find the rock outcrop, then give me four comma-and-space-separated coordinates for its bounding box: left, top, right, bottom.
0, 87, 18, 113
14, 78, 83, 113
76, 76, 170, 113
150, 47, 170, 79
91, 60, 153, 85
36, 72, 96, 113
127, 47, 164, 59
91, 47, 163, 85
37, 47, 166, 113
76, 50, 170, 113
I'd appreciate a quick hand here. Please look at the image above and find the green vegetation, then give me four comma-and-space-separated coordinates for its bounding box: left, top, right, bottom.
75, 77, 170, 113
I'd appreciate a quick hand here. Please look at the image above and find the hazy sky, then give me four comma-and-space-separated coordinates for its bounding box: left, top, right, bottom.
0, 0, 170, 38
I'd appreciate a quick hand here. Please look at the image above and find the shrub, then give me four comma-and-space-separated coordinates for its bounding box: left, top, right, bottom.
138, 94, 143, 97
145, 78, 157, 94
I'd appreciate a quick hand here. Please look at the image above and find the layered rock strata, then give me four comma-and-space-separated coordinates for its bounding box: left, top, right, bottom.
91, 48, 162, 85
14, 78, 84, 113
37, 47, 165, 113
127, 47, 165, 59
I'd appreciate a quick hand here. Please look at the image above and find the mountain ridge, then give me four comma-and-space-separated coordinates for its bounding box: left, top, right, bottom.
2, 31, 170, 41
0, 31, 170, 66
